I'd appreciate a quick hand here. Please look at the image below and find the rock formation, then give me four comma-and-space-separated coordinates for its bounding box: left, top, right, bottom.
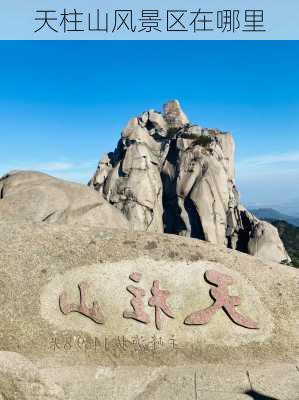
89, 100, 290, 264
0, 223, 298, 399
0, 170, 129, 230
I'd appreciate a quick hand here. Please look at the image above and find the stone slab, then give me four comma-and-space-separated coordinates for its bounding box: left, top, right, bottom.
195, 365, 251, 393
3, 361, 297, 400
0, 222, 298, 399
248, 364, 299, 400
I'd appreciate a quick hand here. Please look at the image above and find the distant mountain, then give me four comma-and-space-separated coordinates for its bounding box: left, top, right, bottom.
275, 199, 299, 218
267, 220, 299, 268
250, 208, 299, 227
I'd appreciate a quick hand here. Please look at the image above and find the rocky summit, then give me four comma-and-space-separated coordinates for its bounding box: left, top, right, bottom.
89, 100, 290, 264
0, 101, 298, 399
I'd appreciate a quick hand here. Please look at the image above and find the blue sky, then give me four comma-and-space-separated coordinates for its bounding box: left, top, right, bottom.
0, 41, 298, 212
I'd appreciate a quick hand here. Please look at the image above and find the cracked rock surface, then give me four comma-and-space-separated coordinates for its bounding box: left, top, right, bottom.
89, 100, 290, 264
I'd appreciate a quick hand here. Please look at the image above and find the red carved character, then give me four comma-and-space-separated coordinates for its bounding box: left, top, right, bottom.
148, 280, 174, 330
184, 270, 259, 329
124, 273, 174, 330
59, 281, 104, 324
123, 272, 150, 324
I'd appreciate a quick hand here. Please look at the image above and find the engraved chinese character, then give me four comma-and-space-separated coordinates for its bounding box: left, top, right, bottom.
75, 335, 93, 352
184, 270, 258, 329
104, 336, 109, 351
63, 336, 73, 351
49, 337, 60, 351
59, 281, 105, 324
115, 335, 129, 352
123, 272, 150, 324
148, 335, 164, 352
131, 335, 148, 352
169, 335, 178, 350
94, 337, 102, 352
149, 280, 174, 330
123, 272, 174, 330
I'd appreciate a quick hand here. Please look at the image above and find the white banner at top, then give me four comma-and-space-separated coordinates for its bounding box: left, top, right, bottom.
0, 0, 298, 40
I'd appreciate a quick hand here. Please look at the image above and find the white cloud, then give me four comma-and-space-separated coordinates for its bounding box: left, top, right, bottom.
237, 150, 299, 166
237, 151, 299, 177
0, 159, 98, 183
33, 161, 75, 171
236, 150, 299, 207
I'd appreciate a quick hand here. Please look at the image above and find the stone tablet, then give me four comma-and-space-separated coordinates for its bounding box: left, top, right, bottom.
0, 222, 298, 399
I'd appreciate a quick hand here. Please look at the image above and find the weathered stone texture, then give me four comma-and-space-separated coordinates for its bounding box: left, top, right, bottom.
0, 170, 129, 230
0, 223, 297, 399
89, 100, 290, 264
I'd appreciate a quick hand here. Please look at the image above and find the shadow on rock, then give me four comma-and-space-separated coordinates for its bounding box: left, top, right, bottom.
245, 389, 280, 400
